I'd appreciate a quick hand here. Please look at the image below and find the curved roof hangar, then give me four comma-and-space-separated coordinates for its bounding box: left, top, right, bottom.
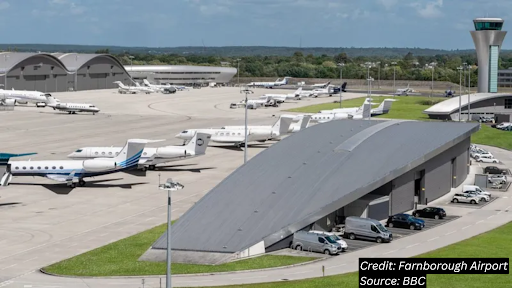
423, 93, 512, 115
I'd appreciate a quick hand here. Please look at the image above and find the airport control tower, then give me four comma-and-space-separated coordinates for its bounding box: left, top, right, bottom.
471, 18, 507, 93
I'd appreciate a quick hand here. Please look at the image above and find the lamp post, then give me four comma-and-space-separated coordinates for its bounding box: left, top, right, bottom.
241, 87, 252, 163
457, 66, 463, 122
365, 62, 373, 99
368, 77, 374, 121
467, 65, 472, 121
158, 177, 185, 288
391, 62, 397, 90
128, 55, 134, 87
376, 62, 381, 89
428, 62, 436, 97
337, 63, 345, 108
236, 59, 241, 92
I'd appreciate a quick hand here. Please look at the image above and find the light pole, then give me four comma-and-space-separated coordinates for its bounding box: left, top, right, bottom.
376, 62, 381, 89
128, 55, 134, 87
391, 62, 397, 90
368, 77, 374, 120
241, 87, 252, 163
467, 65, 472, 121
236, 58, 241, 92
365, 62, 373, 99
337, 63, 345, 108
428, 62, 436, 97
158, 177, 185, 288
457, 66, 463, 122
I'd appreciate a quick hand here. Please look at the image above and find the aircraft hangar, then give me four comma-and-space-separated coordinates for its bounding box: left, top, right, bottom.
0, 52, 132, 92
143, 119, 479, 265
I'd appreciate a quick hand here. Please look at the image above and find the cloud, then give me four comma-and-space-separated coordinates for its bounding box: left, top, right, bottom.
186, 0, 346, 15
0, 1, 9, 10
377, 0, 398, 10
410, 0, 443, 18
69, 2, 86, 14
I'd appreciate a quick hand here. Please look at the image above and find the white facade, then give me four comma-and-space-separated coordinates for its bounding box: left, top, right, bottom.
124, 65, 237, 85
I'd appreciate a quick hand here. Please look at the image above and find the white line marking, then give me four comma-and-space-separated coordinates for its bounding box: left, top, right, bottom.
284, 270, 310, 275
176, 280, 213, 283
20, 257, 37, 263
99, 233, 109, 237
476, 220, 484, 224
0, 193, 199, 262
326, 264, 346, 270
383, 249, 397, 255
445, 231, 456, 236
231, 276, 268, 280
488, 215, 494, 219
0, 264, 17, 270
145, 217, 155, 221
428, 237, 439, 242
462, 225, 472, 230
503, 197, 509, 199
406, 243, 419, 249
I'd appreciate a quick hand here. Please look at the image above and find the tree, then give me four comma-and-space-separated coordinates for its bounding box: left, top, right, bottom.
95, 48, 110, 54
334, 53, 348, 64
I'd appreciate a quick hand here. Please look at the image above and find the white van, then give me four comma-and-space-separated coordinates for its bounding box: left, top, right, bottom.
309, 230, 348, 251
291, 231, 342, 255
344, 216, 393, 243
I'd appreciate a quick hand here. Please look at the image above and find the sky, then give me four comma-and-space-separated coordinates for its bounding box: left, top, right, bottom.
0, 0, 511, 49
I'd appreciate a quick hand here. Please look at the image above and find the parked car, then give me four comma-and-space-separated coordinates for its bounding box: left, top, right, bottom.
484, 166, 506, 175
291, 231, 342, 255
476, 155, 499, 163
452, 193, 480, 204
412, 207, 446, 219
472, 152, 494, 159
309, 230, 348, 251
344, 216, 393, 243
488, 174, 507, 184
463, 191, 490, 202
386, 214, 425, 230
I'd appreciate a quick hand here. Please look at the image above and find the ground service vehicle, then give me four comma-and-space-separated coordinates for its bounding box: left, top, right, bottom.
291, 231, 342, 255
344, 216, 393, 243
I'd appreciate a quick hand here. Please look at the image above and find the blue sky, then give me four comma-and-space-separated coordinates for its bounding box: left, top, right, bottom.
0, 0, 511, 49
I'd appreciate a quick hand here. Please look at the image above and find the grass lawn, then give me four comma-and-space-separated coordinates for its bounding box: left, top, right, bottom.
194, 222, 512, 288
288, 96, 512, 150
42, 222, 316, 276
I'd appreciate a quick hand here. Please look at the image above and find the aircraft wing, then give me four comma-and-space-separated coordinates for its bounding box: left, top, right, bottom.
45, 174, 70, 182
212, 135, 246, 143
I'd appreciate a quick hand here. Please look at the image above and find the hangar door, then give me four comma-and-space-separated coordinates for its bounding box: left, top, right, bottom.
23, 75, 47, 92
6, 75, 20, 90
90, 73, 108, 89
367, 197, 390, 221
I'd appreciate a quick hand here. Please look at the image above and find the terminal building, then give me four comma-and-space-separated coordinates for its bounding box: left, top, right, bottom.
125, 65, 237, 85
0, 52, 131, 92
143, 120, 479, 265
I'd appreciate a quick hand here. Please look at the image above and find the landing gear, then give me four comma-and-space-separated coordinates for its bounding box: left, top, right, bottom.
236, 143, 246, 148
148, 165, 156, 170
78, 179, 86, 187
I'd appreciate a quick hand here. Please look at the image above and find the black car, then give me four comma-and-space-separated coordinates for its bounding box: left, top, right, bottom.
386, 214, 425, 230
484, 166, 506, 175
413, 207, 446, 219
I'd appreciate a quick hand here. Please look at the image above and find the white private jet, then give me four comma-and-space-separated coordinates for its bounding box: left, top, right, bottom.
247, 77, 291, 88
142, 79, 190, 92
320, 99, 396, 116
310, 104, 371, 123
175, 115, 294, 147
2, 139, 158, 188
221, 115, 311, 134
310, 86, 338, 97
67, 132, 210, 171
114, 81, 155, 94
311, 81, 331, 88
45, 96, 100, 115
261, 87, 307, 103
0, 86, 56, 107
394, 84, 420, 96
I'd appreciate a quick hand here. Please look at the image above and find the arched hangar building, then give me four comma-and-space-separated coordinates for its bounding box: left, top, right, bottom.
125, 65, 237, 85
423, 93, 512, 121
0, 52, 132, 92
146, 120, 479, 265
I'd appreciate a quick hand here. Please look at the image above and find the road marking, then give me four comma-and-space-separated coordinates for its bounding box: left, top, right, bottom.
462, 225, 472, 230
326, 264, 346, 270
445, 231, 456, 236
20, 257, 37, 263
0, 264, 17, 270
0, 281, 13, 287
99, 233, 109, 237
428, 237, 439, 242
176, 280, 213, 283
476, 220, 484, 224
284, 270, 311, 275
488, 215, 494, 219
503, 197, 509, 199
383, 249, 397, 255
145, 217, 155, 221
231, 276, 267, 280
406, 243, 419, 249
0, 193, 199, 262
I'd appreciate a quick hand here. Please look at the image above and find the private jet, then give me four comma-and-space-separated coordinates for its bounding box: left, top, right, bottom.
175, 115, 294, 147
2, 139, 157, 188
0, 86, 57, 107
321, 99, 396, 116
45, 96, 100, 115
221, 115, 311, 134
142, 79, 189, 92
311, 85, 339, 97
311, 81, 331, 88
261, 87, 306, 102
114, 81, 155, 94
310, 104, 371, 123
68, 132, 210, 171
394, 84, 419, 96
247, 77, 291, 88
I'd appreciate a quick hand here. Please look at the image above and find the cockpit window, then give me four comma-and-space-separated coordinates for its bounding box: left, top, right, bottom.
181, 130, 188, 133
75, 149, 83, 153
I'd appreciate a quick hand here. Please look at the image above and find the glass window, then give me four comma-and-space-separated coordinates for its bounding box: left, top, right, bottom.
318, 237, 325, 243
45, 166, 48, 169
59, 166, 63, 169
143, 152, 147, 155
108, 152, 112, 155
325, 235, 337, 244
52, 166, 56, 169
95, 152, 99, 155
371, 225, 378, 233
37, 166, 41, 169
376, 223, 388, 232
22, 167, 26, 170
101, 152, 105, 155
505, 99, 512, 109
15, 167, 19, 170
75, 149, 83, 153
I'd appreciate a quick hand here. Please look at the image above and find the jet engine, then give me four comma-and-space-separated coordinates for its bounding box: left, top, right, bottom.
16, 100, 28, 104
82, 159, 117, 171
35, 102, 47, 107
155, 147, 189, 158
1, 99, 16, 106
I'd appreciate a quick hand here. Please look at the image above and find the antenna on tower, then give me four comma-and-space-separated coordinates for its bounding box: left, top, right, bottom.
201, 39, 206, 54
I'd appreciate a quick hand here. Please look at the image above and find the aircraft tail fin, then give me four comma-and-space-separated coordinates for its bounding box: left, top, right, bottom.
114, 139, 163, 169
135, 82, 141, 87
298, 115, 311, 131
184, 132, 211, 155
361, 103, 371, 118
380, 99, 395, 114
45, 95, 58, 106
114, 81, 127, 89
272, 115, 294, 135
294, 87, 302, 95
143, 79, 151, 87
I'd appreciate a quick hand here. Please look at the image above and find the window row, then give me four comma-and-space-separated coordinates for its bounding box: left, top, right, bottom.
155, 72, 221, 74
14, 166, 64, 170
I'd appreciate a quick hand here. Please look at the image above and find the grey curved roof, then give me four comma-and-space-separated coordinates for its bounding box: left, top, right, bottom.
0, 52, 70, 74
156, 119, 479, 254
57, 53, 128, 72
124, 65, 237, 74
423, 93, 511, 115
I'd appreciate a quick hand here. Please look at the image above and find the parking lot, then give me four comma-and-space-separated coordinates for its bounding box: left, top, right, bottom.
447, 197, 498, 209
341, 215, 460, 253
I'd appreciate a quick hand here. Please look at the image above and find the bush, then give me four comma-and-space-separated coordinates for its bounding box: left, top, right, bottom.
417, 99, 444, 106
